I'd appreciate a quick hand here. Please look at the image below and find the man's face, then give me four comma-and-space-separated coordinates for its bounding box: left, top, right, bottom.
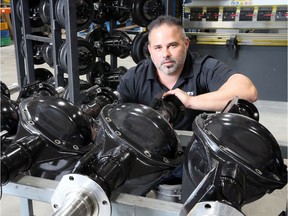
148, 24, 189, 75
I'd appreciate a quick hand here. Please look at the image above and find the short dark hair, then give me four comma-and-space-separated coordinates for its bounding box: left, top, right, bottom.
147, 15, 185, 42
147, 15, 182, 32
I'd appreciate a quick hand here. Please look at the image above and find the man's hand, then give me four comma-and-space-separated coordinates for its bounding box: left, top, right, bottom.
162, 88, 191, 108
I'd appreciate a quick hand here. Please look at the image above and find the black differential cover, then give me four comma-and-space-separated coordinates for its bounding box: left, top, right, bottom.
17, 96, 93, 152
183, 113, 287, 204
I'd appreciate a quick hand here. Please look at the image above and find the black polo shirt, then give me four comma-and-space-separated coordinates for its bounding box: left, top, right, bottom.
117, 52, 238, 131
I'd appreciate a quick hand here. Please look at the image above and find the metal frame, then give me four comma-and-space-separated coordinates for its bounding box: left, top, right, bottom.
10, 0, 80, 103
2, 175, 182, 216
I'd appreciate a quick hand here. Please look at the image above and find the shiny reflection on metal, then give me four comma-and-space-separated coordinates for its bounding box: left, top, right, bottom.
144, 150, 152, 158
255, 169, 262, 175
51, 174, 111, 216
219, 145, 226, 151
163, 157, 169, 164
73, 145, 79, 150
115, 131, 121, 136
55, 86, 65, 97
105, 117, 112, 122
8, 83, 20, 95
54, 139, 61, 145
273, 174, 280, 181
187, 201, 244, 216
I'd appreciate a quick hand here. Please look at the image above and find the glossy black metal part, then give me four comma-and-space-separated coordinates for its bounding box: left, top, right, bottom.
86, 28, 132, 58
131, 31, 149, 64
77, 85, 119, 119
0, 95, 19, 136
73, 103, 183, 196
59, 38, 96, 75
151, 92, 186, 125
98, 66, 127, 90
55, 0, 95, 31
16, 0, 45, 28
87, 61, 127, 90
19, 97, 93, 151
1, 135, 45, 185
0, 96, 94, 184
222, 96, 259, 121
182, 112, 287, 213
131, 0, 163, 27
17, 81, 59, 101
0, 81, 11, 98
86, 60, 111, 85
21, 32, 49, 65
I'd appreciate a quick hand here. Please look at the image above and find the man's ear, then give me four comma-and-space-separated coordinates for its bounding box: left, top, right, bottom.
185, 37, 190, 48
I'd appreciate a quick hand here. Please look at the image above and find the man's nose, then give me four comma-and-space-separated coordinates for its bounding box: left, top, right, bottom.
162, 47, 171, 57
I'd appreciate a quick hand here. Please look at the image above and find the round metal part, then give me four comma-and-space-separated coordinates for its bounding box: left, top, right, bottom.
0, 95, 19, 135
99, 103, 182, 165
21, 32, 48, 65
20, 96, 93, 151
109, 30, 132, 58
236, 99, 260, 122
51, 174, 111, 216
41, 43, 53, 67
0, 81, 10, 98
18, 82, 58, 98
34, 68, 54, 82
55, 0, 95, 31
100, 66, 127, 90
63, 80, 92, 102
16, 0, 45, 28
113, 66, 127, 74
131, 0, 163, 27
151, 94, 186, 125
222, 98, 260, 122
59, 38, 96, 75
131, 31, 149, 63
93, 1, 110, 24
108, 0, 130, 23
86, 28, 110, 57
86, 60, 111, 85
38, 0, 51, 25
187, 201, 244, 216
78, 86, 119, 110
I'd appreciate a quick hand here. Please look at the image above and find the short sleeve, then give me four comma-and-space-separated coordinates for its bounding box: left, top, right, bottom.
199, 58, 239, 92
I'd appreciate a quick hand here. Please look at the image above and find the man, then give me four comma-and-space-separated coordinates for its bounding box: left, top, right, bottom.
117, 15, 258, 131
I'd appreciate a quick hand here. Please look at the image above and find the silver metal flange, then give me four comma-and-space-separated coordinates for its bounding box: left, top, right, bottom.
187, 201, 244, 216
51, 174, 111, 216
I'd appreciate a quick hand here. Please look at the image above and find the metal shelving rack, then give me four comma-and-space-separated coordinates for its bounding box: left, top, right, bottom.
10, 0, 80, 103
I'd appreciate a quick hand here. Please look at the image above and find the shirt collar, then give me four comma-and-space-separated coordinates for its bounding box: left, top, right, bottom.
146, 59, 157, 80
180, 53, 194, 79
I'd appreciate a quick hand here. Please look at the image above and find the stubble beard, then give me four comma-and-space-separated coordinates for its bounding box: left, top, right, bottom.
156, 51, 187, 76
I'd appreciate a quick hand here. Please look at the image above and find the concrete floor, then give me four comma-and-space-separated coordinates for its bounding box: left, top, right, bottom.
0, 43, 287, 215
